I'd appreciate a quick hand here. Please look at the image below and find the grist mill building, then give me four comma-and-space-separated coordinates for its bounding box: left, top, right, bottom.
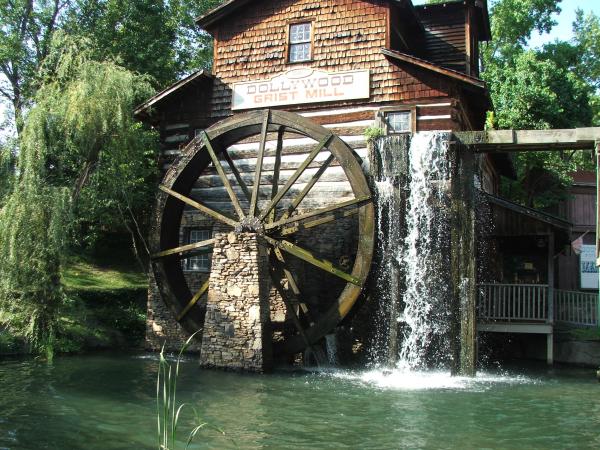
135, 0, 518, 372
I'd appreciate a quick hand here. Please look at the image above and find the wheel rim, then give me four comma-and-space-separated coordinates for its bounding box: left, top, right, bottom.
150, 109, 375, 355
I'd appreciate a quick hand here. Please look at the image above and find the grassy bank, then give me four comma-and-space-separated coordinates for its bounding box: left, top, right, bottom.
0, 243, 149, 355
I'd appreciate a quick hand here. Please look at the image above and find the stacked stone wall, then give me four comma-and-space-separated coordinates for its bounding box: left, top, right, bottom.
199, 232, 273, 372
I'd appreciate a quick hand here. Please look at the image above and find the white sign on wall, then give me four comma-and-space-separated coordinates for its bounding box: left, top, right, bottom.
580, 244, 598, 290
231, 68, 370, 110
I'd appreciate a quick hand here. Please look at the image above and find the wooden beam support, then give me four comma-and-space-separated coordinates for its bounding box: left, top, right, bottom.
222, 149, 252, 202
266, 196, 371, 233
262, 235, 361, 286
268, 126, 284, 224
279, 208, 359, 237
258, 133, 334, 221
177, 279, 210, 321
151, 238, 215, 259
455, 127, 600, 153
159, 185, 238, 227
202, 132, 245, 219
280, 154, 335, 221
250, 110, 270, 217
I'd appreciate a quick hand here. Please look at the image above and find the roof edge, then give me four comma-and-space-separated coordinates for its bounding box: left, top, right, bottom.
134, 70, 212, 120
381, 48, 487, 89
196, 0, 253, 30
482, 191, 572, 231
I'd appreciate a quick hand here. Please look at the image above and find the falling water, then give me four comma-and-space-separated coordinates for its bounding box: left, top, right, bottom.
372, 132, 452, 369
397, 132, 451, 369
325, 334, 338, 365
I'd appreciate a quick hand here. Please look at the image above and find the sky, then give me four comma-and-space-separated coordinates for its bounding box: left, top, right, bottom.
527, 0, 600, 48
1, 0, 600, 141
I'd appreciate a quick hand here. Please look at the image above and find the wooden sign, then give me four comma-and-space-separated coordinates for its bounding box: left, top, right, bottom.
231, 68, 370, 110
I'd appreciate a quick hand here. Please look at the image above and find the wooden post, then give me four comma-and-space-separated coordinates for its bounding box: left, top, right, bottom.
596, 141, 600, 330
546, 333, 554, 365
450, 141, 477, 376
547, 232, 555, 325
547, 232, 554, 365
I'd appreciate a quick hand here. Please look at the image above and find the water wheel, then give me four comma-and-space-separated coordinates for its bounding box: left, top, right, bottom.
150, 109, 374, 355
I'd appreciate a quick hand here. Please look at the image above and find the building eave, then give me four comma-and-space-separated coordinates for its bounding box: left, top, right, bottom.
483, 192, 572, 232
133, 70, 212, 121
381, 48, 488, 90
195, 0, 253, 30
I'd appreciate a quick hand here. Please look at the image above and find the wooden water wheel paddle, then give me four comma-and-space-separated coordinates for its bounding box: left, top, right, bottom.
150, 109, 374, 355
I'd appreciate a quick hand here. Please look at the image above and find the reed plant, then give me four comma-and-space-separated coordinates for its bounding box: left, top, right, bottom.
156, 331, 227, 449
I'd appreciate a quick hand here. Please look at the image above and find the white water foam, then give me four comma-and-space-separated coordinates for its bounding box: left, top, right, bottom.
329, 368, 537, 391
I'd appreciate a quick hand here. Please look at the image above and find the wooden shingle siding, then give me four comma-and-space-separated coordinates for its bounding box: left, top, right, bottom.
209, 0, 456, 119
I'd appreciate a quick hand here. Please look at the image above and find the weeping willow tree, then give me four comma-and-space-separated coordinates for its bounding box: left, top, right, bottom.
0, 34, 157, 356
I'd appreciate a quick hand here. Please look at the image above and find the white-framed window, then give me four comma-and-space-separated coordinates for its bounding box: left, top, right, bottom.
185, 228, 212, 271
289, 23, 312, 63
385, 111, 412, 133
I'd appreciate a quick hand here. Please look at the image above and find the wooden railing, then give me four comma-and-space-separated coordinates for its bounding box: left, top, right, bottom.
477, 283, 549, 322
555, 289, 598, 326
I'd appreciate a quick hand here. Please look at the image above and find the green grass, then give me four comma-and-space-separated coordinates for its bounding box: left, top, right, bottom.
62, 254, 148, 291
56, 248, 149, 353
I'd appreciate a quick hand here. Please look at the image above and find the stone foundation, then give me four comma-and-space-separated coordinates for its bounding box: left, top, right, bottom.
199, 232, 273, 372
146, 276, 200, 352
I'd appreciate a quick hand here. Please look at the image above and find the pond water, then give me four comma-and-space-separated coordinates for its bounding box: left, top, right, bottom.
0, 354, 599, 449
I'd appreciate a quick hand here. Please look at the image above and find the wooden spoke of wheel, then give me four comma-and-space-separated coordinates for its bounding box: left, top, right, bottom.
279, 208, 360, 237
201, 131, 245, 220
266, 195, 371, 233
279, 154, 335, 222
177, 279, 210, 321
270, 257, 314, 349
222, 149, 251, 202
258, 133, 334, 222
159, 185, 238, 227
250, 110, 270, 217
268, 126, 285, 224
262, 235, 361, 286
272, 247, 314, 324
151, 238, 215, 260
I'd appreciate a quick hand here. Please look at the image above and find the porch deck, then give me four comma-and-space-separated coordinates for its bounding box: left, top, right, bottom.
476, 283, 599, 363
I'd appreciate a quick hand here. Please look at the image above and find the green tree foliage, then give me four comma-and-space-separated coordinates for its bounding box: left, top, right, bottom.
0, 35, 158, 355
0, 141, 16, 205
481, 0, 598, 208
65, 0, 222, 87
0, 0, 68, 134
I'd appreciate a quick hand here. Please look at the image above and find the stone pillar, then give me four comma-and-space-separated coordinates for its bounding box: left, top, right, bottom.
199, 232, 273, 372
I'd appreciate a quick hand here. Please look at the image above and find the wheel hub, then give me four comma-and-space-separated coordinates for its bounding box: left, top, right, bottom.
235, 216, 265, 234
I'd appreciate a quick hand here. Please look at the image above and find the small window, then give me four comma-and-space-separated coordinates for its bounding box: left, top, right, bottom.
185, 228, 212, 271
386, 111, 411, 134
289, 23, 312, 63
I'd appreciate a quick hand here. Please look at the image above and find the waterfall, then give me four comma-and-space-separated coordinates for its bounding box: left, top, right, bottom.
325, 334, 338, 365
372, 132, 452, 370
